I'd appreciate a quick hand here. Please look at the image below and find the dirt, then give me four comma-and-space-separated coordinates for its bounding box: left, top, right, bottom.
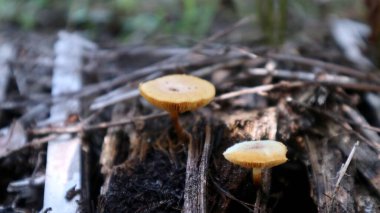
100, 149, 186, 213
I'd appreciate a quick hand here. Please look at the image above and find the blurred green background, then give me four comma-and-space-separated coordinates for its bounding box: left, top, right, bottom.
0, 0, 366, 44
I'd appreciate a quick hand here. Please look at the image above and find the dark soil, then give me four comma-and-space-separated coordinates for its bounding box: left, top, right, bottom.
100, 149, 186, 213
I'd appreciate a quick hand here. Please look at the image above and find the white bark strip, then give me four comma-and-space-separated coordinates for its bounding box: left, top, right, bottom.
43, 31, 96, 212
0, 43, 15, 104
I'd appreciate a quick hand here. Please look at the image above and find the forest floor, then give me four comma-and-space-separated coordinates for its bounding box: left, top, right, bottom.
0, 16, 380, 213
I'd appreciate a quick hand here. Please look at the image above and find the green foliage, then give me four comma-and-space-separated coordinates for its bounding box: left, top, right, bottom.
0, 0, 218, 41
256, 0, 288, 45
178, 0, 218, 37
0, 0, 62, 29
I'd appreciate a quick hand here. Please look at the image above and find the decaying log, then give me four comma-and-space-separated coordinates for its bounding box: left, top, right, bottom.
209, 107, 278, 213
99, 104, 129, 194
355, 184, 380, 212
338, 105, 380, 196
303, 135, 355, 212
183, 121, 212, 213
283, 86, 380, 212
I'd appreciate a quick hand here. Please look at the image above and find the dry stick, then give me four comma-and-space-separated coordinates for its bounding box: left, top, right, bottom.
30, 112, 168, 135
200, 124, 212, 213
183, 123, 213, 213
210, 175, 256, 212
342, 104, 380, 138
268, 53, 380, 83
249, 68, 355, 84
329, 141, 359, 212
214, 81, 305, 101
249, 68, 380, 92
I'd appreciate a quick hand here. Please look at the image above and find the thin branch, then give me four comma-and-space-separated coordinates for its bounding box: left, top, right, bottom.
30, 112, 168, 135
249, 68, 380, 92
267, 53, 380, 83
329, 141, 359, 212
200, 124, 212, 213
214, 81, 304, 101
209, 175, 256, 212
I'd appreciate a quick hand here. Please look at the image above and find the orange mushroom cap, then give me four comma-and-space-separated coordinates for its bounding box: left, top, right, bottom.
223, 140, 288, 168
139, 74, 215, 113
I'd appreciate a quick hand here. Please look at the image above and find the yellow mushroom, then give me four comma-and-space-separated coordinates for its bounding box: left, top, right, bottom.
223, 140, 288, 185
139, 74, 215, 139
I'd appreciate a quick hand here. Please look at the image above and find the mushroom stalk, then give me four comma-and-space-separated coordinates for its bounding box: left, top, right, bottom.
252, 168, 262, 186
169, 111, 186, 140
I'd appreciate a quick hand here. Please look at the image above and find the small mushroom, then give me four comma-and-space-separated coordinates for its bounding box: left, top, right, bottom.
223, 140, 287, 185
139, 74, 215, 139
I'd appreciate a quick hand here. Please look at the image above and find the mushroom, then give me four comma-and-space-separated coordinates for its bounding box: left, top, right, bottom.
223, 140, 287, 185
139, 74, 215, 140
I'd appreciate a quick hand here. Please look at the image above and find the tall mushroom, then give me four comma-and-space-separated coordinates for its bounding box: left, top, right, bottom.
139, 74, 215, 140
223, 140, 288, 185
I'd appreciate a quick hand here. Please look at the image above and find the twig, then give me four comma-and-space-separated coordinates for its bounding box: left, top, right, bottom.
249, 68, 355, 83
200, 124, 212, 213
250, 68, 380, 92
268, 53, 380, 83
334, 141, 359, 190
214, 81, 304, 101
330, 141, 359, 212
342, 104, 380, 137
210, 175, 256, 212
30, 112, 168, 135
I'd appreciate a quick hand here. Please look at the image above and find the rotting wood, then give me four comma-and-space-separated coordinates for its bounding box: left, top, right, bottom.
42, 31, 96, 212
303, 135, 355, 213
183, 121, 212, 213
99, 104, 129, 194
331, 105, 380, 196
209, 107, 278, 213
355, 184, 380, 213
342, 104, 380, 145
333, 127, 380, 197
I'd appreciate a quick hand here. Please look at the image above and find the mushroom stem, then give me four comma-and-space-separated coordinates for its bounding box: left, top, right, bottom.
169, 111, 186, 140
252, 168, 262, 186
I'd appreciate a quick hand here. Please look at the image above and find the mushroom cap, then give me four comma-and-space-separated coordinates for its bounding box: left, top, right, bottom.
223, 140, 288, 169
139, 74, 215, 113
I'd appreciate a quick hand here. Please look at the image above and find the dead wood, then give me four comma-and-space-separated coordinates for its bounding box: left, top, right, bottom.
209, 107, 278, 213
303, 135, 355, 212
3, 16, 380, 213
99, 104, 129, 194
183, 121, 212, 213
